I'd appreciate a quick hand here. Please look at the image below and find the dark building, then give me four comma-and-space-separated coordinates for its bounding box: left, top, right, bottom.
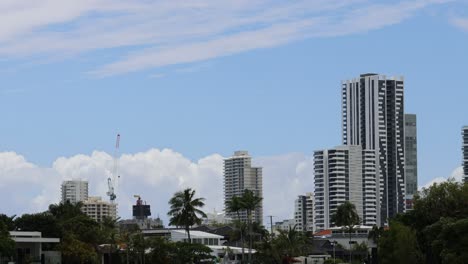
405, 114, 418, 209
133, 196, 151, 220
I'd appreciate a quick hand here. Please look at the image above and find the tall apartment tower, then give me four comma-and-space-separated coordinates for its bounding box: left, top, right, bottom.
314, 145, 378, 230
405, 114, 418, 209
224, 151, 263, 224
463, 126, 468, 183
342, 73, 406, 224
61, 180, 89, 204
294, 193, 315, 232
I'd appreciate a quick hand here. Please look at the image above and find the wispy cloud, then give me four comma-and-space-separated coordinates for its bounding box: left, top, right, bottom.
450, 16, 468, 32
0, 0, 454, 76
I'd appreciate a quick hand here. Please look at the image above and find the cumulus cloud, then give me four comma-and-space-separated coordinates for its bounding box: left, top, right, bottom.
0, 0, 452, 76
0, 149, 315, 225
419, 166, 463, 190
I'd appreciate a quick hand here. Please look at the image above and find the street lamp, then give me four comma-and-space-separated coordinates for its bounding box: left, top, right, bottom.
332, 240, 337, 264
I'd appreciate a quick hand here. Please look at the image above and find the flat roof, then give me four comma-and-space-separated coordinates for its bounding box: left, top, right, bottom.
13, 237, 60, 243
172, 230, 223, 239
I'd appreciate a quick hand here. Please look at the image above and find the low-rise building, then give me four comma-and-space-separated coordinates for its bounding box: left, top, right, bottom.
273, 219, 296, 233
9, 231, 61, 264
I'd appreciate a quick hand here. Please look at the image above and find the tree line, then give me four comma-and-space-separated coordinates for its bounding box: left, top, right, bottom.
1, 181, 468, 263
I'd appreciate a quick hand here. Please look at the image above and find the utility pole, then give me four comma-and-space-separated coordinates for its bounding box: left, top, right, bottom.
267, 215, 274, 235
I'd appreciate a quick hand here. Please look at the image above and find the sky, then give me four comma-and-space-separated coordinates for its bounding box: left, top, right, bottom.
0, 0, 468, 225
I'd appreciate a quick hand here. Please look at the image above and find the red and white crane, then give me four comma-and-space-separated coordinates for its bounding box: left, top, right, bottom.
106, 134, 120, 202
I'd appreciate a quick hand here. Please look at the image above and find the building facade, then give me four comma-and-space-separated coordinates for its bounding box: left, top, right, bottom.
314, 145, 378, 230
224, 151, 263, 224
61, 180, 88, 204
463, 126, 468, 183
405, 114, 418, 209
273, 219, 296, 233
294, 193, 315, 232
342, 73, 407, 224
82, 196, 117, 222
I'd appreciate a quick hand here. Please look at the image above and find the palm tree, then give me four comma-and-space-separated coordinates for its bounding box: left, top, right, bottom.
331, 201, 360, 263
167, 188, 207, 244
226, 196, 246, 262
240, 189, 262, 263
275, 225, 308, 259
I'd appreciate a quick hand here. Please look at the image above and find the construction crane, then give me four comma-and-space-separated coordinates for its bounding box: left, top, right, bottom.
106, 134, 120, 202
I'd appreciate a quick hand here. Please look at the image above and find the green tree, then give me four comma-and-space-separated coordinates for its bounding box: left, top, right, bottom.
171, 242, 215, 264
226, 195, 246, 261
378, 221, 422, 264
167, 188, 207, 244
368, 225, 384, 246
274, 225, 309, 259
397, 181, 468, 264
240, 189, 262, 264
0, 221, 15, 261
0, 214, 15, 231
146, 236, 172, 264
331, 201, 360, 263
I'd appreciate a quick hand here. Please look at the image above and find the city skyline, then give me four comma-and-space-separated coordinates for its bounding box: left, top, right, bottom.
1, 0, 468, 225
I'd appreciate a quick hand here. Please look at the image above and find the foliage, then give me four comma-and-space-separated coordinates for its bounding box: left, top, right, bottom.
331, 201, 360, 228
59, 235, 99, 264
15, 212, 61, 238
171, 242, 215, 264
378, 220, 422, 264
167, 188, 207, 244
240, 189, 263, 263
254, 225, 312, 264
274, 225, 309, 257
0, 221, 15, 258
145, 236, 173, 264
0, 214, 15, 231
368, 225, 384, 245
226, 195, 246, 261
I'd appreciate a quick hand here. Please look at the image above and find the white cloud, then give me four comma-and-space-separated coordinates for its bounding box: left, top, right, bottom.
0, 0, 452, 76
450, 16, 468, 32
419, 166, 463, 190
0, 149, 314, 225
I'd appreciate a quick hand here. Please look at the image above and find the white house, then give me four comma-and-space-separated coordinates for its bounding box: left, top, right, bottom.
8, 231, 60, 264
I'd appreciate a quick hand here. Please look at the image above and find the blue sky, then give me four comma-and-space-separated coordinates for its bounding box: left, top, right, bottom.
0, 0, 467, 222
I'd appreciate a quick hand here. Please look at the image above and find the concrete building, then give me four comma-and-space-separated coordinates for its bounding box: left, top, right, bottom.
314, 145, 378, 230
224, 151, 263, 224
463, 126, 468, 183
273, 219, 296, 233
342, 73, 407, 224
61, 179, 88, 204
82, 196, 117, 222
294, 193, 315, 232
8, 231, 60, 264
405, 114, 418, 209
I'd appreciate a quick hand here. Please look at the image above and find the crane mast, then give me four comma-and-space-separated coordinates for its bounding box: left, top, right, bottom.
106, 134, 120, 202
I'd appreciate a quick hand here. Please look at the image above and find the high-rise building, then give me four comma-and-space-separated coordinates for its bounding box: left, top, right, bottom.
342, 73, 406, 224
405, 114, 418, 209
294, 193, 315, 232
61, 180, 89, 204
463, 126, 468, 183
224, 151, 263, 224
82, 196, 117, 222
314, 145, 378, 230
